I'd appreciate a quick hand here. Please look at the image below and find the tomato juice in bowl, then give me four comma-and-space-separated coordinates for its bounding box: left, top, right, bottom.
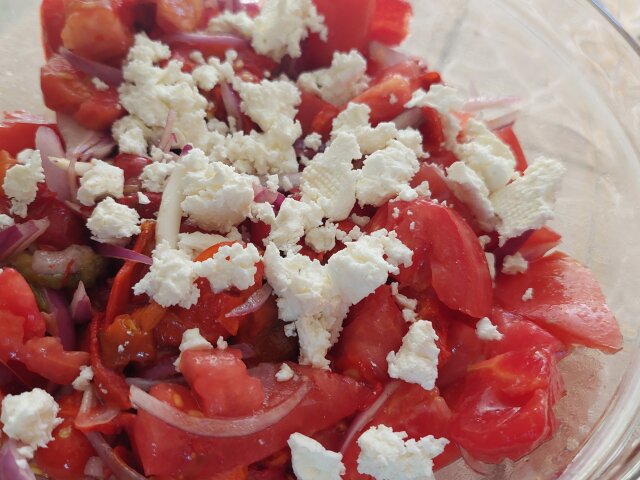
0, 0, 639, 479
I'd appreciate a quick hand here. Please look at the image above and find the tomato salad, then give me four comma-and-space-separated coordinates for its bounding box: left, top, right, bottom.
0, 0, 622, 479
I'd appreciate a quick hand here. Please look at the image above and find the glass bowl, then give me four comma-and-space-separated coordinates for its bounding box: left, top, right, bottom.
1, 1, 640, 478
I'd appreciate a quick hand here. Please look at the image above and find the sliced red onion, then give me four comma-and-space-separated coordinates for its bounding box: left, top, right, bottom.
138, 356, 179, 381
0, 218, 50, 262
159, 33, 249, 51
43, 288, 76, 351
96, 244, 153, 266
225, 284, 273, 318
71, 281, 93, 324
0, 439, 36, 480
83, 456, 105, 478
32, 245, 91, 276
84, 432, 146, 480
36, 127, 72, 201
369, 41, 410, 68
340, 381, 401, 453
158, 110, 177, 153
181, 144, 193, 156
3, 111, 52, 125
130, 380, 311, 437
56, 115, 116, 161
220, 82, 244, 131
60, 48, 124, 87
253, 184, 280, 204
485, 111, 518, 131
75, 387, 120, 432
392, 108, 424, 130
463, 95, 520, 112
125, 376, 185, 391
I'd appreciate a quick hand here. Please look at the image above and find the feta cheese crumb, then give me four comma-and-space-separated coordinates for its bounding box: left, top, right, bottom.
137, 191, 151, 205
357, 425, 448, 480
289, 433, 345, 480
475, 317, 504, 341
0, 214, 14, 231
140, 161, 176, 193
406, 85, 464, 150
216, 336, 229, 350
174, 328, 213, 371
502, 252, 529, 275
1, 388, 63, 458
134, 241, 200, 308
391, 282, 418, 311
72, 365, 94, 391
91, 77, 109, 91
297, 50, 369, 106
196, 243, 261, 293
522, 287, 534, 302
77, 159, 125, 206
87, 197, 141, 244
485, 252, 496, 282
387, 320, 440, 390
305, 222, 338, 253
350, 213, 370, 227
256, 199, 323, 251
177, 230, 241, 259
3, 149, 45, 217
304, 133, 323, 151
276, 363, 295, 382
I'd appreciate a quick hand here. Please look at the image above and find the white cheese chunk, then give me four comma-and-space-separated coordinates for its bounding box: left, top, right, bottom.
0, 214, 14, 231
445, 161, 496, 230
304, 133, 323, 151
297, 50, 369, 106
406, 86, 464, 150
140, 161, 176, 193
475, 317, 504, 341
1, 388, 63, 459
386, 320, 440, 390
276, 363, 295, 382
256, 199, 323, 252
87, 197, 141, 244
77, 159, 125, 207
522, 287, 534, 302
134, 241, 200, 308
91, 77, 109, 91
137, 191, 151, 205
288, 433, 345, 480
391, 282, 418, 311
357, 425, 448, 480
305, 222, 338, 253
174, 328, 214, 371
208, 11, 255, 38
502, 252, 529, 275
196, 243, 261, 293
72, 365, 94, 391
3, 149, 45, 218
177, 229, 242, 259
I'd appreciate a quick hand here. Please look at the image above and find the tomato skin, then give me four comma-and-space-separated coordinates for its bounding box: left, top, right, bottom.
514, 226, 562, 262
495, 125, 528, 174
296, 91, 335, 137
0, 268, 45, 340
133, 364, 371, 477
73, 88, 124, 131
156, 0, 205, 33
369, 0, 412, 46
41, 54, 93, 114
304, 0, 376, 69
41, 0, 67, 59
21, 337, 89, 385
0, 119, 55, 158
349, 74, 413, 125
495, 252, 622, 353
332, 285, 408, 385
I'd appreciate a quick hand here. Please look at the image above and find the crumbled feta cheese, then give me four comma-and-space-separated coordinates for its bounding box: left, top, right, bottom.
225, 128, 300, 175
112, 116, 149, 156
335, 225, 363, 243
402, 309, 418, 324
216, 336, 229, 350
208, 11, 255, 37
392, 207, 400, 219
305, 222, 338, 253
297, 50, 369, 106
492, 157, 566, 245
406, 86, 464, 149
350, 213, 370, 227
87, 197, 141, 244
445, 161, 496, 230
137, 191, 151, 205
276, 363, 295, 382
414, 181, 431, 198
174, 328, 213, 371
72, 365, 94, 391
0, 214, 14, 231
478, 235, 491, 249
77, 159, 125, 206
387, 320, 440, 390
177, 230, 241, 259
391, 282, 418, 311
289, 433, 345, 480
192, 64, 220, 91
196, 243, 261, 293
3, 149, 45, 217
255, 199, 323, 251
357, 425, 448, 480
140, 161, 176, 193
475, 317, 504, 341
180, 148, 255, 233
389, 93, 398, 104
91, 77, 109, 91
301, 133, 360, 220
265, 174, 280, 192
1, 388, 63, 458
356, 141, 419, 207
502, 252, 529, 275
409, 222, 415, 231
134, 241, 200, 308
485, 251, 496, 282
304, 133, 323, 151
522, 287, 534, 302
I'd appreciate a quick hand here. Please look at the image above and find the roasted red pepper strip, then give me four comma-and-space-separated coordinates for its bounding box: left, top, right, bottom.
90, 313, 131, 410
105, 220, 156, 323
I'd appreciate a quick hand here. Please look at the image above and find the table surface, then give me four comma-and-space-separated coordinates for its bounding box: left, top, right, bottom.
599, 0, 640, 41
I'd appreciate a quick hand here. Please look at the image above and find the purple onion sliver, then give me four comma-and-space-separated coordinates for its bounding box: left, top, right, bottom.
485, 110, 518, 131
220, 82, 244, 132
71, 281, 93, 324
139, 355, 180, 380
84, 432, 146, 480
125, 376, 186, 391
44, 288, 76, 351
0, 440, 36, 480
225, 284, 273, 318
368, 41, 410, 68
60, 47, 124, 86
392, 108, 424, 130
96, 244, 153, 265
181, 144, 193, 156
158, 110, 177, 153
0, 218, 50, 262
36, 127, 72, 201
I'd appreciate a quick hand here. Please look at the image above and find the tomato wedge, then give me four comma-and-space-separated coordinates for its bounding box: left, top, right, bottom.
494, 252, 622, 352
0, 268, 45, 339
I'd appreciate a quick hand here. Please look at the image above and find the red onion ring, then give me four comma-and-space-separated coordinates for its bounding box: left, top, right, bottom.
392, 108, 424, 130
0, 218, 50, 262
71, 281, 93, 324
96, 244, 153, 265
369, 41, 410, 68
75, 387, 120, 432
158, 110, 177, 153
60, 48, 124, 87
84, 432, 146, 480
43, 288, 76, 351
36, 127, 72, 201
225, 284, 273, 318
130, 380, 311, 437
56, 114, 116, 161
220, 82, 244, 131
125, 376, 186, 391
340, 381, 401, 453
0, 439, 36, 480
253, 184, 280, 204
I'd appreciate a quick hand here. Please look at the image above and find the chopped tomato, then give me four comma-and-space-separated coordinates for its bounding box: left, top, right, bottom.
73, 88, 124, 131
495, 125, 528, 173
331, 285, 408, 385
0, 310, 27, 363
494, 252, 622, 352
445, 348, 564, 464
436, 320, 486, 388
20, 336, 89, 385
180, 348, 265, 417
41, 0, 67, 59
369, 0, 412, 46
0, 114, 56, 157
133, 364, 371, 477
156, 0, 205, 33
304, 0, 377, 69
296, 91, 335, 137
349, 74, 413, 125
0, 268, 45, 339
515, 226, 562, 262
35, 392, 95, 480
61, 0, 134, 62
